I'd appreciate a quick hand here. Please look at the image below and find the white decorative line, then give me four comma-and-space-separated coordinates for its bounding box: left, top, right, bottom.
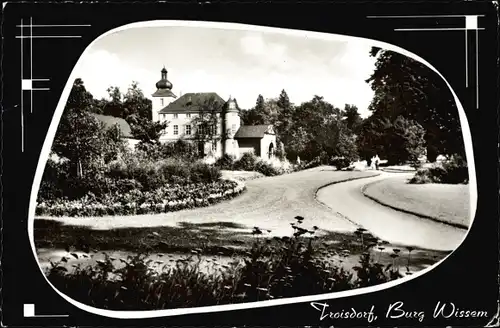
367, 14, 484, 109
23, 303, 68, 318
18, 18, 90, 152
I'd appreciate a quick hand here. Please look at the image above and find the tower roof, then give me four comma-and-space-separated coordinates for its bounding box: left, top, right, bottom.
226, 96, 238, 113
154, 66, 174, 95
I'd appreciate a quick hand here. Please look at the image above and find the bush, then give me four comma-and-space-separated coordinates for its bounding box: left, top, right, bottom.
235, 153, 258, 171
36, 180, 245, 217
107, 155, 222, 191
441, 155, 468, 184
254, 161, 280, 176
45, 217, 403, 310
409, 155, 468, 184
329, 157, 351, 170
135, 140, 200, 162
215, 154, 236, 170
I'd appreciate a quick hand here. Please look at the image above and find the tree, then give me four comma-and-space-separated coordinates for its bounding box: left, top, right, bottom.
242, 94, 276, 125
276, 89, 295, 145
366, 47, 464, 161
123, 81, 152, 120
98, 82, 167, 144
190, 96, 225, 157
101, 86, 123, 118
66, 78, 97, 114
358, 115, 425, 165
130, 118, 168, 144
53, 79, 127, 178
285, 95, 357, 163
342, 104, 363, 134
53, 110, 120, 178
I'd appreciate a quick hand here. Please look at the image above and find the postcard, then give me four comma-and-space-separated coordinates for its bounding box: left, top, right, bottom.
2, 1, 498, 327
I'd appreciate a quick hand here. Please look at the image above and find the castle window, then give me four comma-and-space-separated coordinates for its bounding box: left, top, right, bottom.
231, 124, 237, 134
212, 142, 217, 152
185, 125, 191, 135
174, 125, 178, 135
186, 113, 191, 118
160, 98, 164, 106
174, 113, 178, 119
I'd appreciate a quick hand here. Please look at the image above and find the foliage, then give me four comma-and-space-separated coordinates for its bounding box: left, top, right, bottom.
329, 157, 351, 170
342, 104, 363, 134
276, 90, 295, 146
46, 217, 402, 310
358, 116, 425, 165
36, 180, 244, 217
285, 96, 359, 165
365, 48, 465, 161
241, 94, 275, 126
234, 152, 259, 171
189, 96, 225, 157
215, 154, 237, 170
135, 140, 200, 162
107, 155, 222, 191
409, 155, 468, 184
52, 80, 127, 179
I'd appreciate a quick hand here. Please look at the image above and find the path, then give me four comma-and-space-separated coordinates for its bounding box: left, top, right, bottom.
36, 167, 468, 252
316, 172, 468, 251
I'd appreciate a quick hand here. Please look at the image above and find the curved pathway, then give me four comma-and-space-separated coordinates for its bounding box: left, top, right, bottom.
37, 167, 377, 237
317, 172, 468, 252
37, 167, 468, 252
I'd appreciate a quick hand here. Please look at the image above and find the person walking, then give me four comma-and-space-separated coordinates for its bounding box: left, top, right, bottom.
374, 154, 380, 170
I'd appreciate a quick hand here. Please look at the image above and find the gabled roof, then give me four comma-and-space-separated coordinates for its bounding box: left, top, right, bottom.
234, 124, 275, 139
158, 92, 227, 114
90, 113, 133, 138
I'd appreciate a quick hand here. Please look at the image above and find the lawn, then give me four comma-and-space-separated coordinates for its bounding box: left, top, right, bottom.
362, 175, 471, 229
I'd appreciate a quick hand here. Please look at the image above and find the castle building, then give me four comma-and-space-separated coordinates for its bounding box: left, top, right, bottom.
151, 67, 276, 160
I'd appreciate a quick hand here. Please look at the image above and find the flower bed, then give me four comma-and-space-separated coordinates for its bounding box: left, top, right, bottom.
36, 179, 245, 217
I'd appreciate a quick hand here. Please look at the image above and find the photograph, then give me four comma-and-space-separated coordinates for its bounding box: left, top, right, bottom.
32, 25, 472, 311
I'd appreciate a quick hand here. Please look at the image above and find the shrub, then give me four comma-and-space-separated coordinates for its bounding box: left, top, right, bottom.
441, 155, 468, 184
38, 158, 71, 200
111, 179, 144, 194
409, 155, 468, 184
254, 160, 280, 176
215, 154, 236, 170
135, 140, 200, 162
45, 217, 402, 309
235, 153, 258, 171
36, 180, 245, 217
329, 157, 351, 170
189, 162, 222, 183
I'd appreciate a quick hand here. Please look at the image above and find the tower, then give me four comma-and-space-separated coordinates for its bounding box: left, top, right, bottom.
223, 96, 241, 158
151, 66, 176, 122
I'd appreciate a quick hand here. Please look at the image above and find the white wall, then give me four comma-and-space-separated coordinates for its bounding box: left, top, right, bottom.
260, 134, 277, 160
151, 96, 175, 122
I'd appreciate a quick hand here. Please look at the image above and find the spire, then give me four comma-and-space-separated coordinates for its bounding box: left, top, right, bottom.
156, 66, 172, 90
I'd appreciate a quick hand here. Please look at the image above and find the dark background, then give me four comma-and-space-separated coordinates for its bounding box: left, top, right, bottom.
2, 1, 498, 327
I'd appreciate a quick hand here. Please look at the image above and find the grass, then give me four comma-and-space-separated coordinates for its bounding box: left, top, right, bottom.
362, 176, 470, 228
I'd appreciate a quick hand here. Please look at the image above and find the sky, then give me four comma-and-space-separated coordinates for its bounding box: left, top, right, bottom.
76, 26, 378, 118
